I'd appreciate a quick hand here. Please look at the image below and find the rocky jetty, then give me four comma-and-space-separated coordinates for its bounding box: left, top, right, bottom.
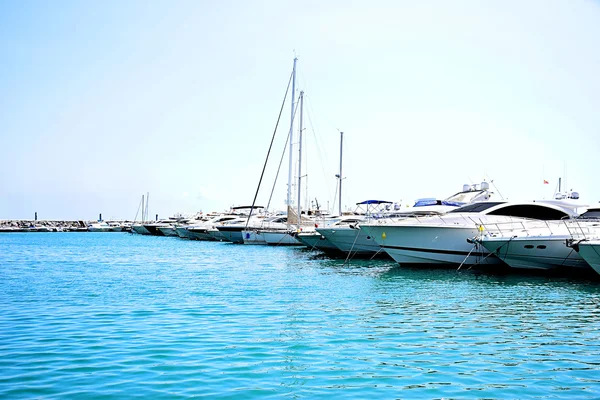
0, 220, 131, 232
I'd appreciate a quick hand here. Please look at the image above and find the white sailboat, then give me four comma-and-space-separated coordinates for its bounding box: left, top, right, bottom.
262, 88, 308, 246
131, 193, 151, 235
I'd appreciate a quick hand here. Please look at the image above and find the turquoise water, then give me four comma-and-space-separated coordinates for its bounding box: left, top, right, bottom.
1, 233, 600, 399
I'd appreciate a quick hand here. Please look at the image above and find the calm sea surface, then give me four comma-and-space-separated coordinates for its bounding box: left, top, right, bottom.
1, 233, 600, 399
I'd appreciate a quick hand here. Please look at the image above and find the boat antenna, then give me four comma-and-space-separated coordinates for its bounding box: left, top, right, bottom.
245, 64, 295, 228
145, 192, 149, 222
484, 173, 505, 200
297, 91, 304, 228
338, 130, 344, 215
286, 57, 298, 208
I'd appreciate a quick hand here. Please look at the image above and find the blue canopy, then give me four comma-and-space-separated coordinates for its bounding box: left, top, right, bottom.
413, 198, 465, 207
356, 200, 393, 205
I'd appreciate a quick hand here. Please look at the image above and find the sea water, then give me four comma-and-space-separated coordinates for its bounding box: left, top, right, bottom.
1, 232, 600, 399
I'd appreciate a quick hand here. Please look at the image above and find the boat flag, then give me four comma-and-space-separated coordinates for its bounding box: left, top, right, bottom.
543, 180, 549, 184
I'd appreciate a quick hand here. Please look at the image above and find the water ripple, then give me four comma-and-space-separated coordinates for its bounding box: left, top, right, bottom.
1, 233, 600, 398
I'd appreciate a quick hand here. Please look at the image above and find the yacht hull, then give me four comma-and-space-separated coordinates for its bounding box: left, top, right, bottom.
88, 226, 110, 232
158, 227, 178, 237
262, 230, 302, 246
207, 229, 226, 241
362, 224, 500, 266
481, 235, 589, 270
296, 232, 339, 252
242, 230, 267, 245
216, 226, 245, 244
576, 242, 600, 275
175, 227, 196, 239
187, 228, 217, 241
317, 227, 388, 258
143, 225, 165, 236
132, 224, 152, 235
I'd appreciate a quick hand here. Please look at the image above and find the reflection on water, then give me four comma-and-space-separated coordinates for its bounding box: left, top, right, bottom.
1, 233, 600, 398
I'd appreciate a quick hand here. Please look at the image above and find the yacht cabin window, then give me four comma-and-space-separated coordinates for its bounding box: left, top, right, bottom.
486, 205, 569, 220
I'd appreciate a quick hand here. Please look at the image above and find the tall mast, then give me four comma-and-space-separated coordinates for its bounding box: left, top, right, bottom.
146, 192, 149, 222
141, 195, 145, 223
286, 57, 298, 207
297, 91, 304, 227
338, 131, 344, 216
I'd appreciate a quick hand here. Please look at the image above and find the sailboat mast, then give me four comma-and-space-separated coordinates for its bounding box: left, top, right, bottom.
297, 91, 304, 227
338, 131, 344, 216
286, 57, 298, 207
141, 195, 145, 223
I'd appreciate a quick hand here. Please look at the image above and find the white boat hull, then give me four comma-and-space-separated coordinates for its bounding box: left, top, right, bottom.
262, 230, 302, 246
242, 230, 267, 245
480, 235, 589, 270
296, 232, 339, 252
216, 227, 244, 243
207, 228, 227, 241
317, 227, 387, 258
131, 224, 152, 235
88, 226, 110, 232
576, 241, 600, 275
175, 226, 196, 239
158, 227, 178, 237
187, 228, 217, 241
362, 224, 500, 266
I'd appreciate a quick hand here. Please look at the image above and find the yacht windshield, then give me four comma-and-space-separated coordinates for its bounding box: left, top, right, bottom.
577, 209, 600, 220
448, 202, 505, 213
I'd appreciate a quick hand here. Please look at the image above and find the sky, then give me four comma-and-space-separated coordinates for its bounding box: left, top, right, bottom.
1, 0, 599, 220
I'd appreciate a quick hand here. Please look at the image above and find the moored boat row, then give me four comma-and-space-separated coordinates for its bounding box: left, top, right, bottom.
127, 184, 600, 278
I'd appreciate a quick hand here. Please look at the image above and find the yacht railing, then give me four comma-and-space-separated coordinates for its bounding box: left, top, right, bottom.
479, 218, 600, 239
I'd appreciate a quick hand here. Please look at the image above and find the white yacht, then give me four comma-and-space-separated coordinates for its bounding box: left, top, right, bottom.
320, 183, 494, 259
142, 220, 175, 236
162, 214, 206, 238
144, 214, 201, 236
478, 206, 600, 271
88, 221, 111, 232
241, 214, 289, 245
315, 201, 393, 258
360, 199, 582, 267
214, 206, 266, 243
259, 206, 316, 246
187, 214, 242, 241
88, 221, 124, 232
295, 214, 364, 253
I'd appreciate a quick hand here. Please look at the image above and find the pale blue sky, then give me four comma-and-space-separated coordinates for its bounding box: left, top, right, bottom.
1, 0, 599, 220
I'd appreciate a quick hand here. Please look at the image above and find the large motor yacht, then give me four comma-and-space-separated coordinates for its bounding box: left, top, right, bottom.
360, 198, 582, 267
477, 201, 600, 271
